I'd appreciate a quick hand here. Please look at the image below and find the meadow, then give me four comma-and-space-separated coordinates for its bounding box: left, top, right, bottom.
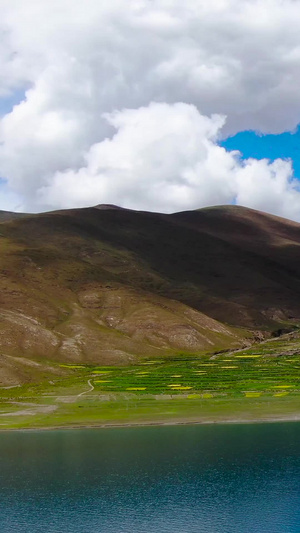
1, 333, 300, 429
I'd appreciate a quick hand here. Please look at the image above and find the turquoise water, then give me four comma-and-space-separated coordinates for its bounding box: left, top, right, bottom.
1, 423, 300, 532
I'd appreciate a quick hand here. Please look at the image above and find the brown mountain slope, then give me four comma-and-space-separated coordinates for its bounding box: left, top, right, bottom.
0, 210, 28, 222
1, 204, 300, 383
171, 205, 300, 326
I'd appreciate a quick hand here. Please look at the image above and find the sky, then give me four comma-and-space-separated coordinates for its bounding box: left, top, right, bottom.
2, 1, 300, 220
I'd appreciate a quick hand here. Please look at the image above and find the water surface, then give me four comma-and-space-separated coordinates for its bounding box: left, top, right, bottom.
1, 423, 300, 532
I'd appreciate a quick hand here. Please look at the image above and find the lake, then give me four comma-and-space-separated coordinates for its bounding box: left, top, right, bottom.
1, 423, 300, 532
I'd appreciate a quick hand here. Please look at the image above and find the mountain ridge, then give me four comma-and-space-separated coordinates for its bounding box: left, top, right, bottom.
1, 204, 300, 385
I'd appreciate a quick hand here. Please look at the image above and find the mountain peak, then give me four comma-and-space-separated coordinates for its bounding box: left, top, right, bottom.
93, 204, 124, 210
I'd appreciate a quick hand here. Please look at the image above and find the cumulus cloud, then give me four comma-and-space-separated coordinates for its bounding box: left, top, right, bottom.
1, 1, 300, 218
37, 102, 300, 221
37, 103, 236, 212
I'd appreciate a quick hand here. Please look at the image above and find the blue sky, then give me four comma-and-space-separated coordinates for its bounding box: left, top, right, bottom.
0, 90, 26, 117
221, 130, 300, 181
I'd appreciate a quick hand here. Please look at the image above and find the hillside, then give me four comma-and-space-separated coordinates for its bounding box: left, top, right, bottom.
1, 204, 300, 384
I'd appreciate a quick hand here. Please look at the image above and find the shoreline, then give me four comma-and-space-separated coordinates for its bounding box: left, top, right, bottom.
2, 412, 300, 431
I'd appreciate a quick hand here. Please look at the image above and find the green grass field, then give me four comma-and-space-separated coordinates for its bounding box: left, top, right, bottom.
1, 333, 300, 429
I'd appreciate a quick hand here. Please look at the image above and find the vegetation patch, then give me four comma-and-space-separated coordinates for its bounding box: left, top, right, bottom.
2, 332, 300, 428
126, 387, 146, 391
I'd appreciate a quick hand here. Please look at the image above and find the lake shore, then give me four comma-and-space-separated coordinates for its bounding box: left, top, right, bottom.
2, 411, 300, 431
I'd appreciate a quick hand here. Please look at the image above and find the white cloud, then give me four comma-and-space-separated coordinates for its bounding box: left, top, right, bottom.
1, 1, 300, 218
234, 158, 300, 218
36, 103, 236, 212
37, 102, 300, 221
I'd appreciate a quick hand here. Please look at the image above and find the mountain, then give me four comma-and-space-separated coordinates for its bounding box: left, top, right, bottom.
1, 204, 300, 384
0, 210, 28, 222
